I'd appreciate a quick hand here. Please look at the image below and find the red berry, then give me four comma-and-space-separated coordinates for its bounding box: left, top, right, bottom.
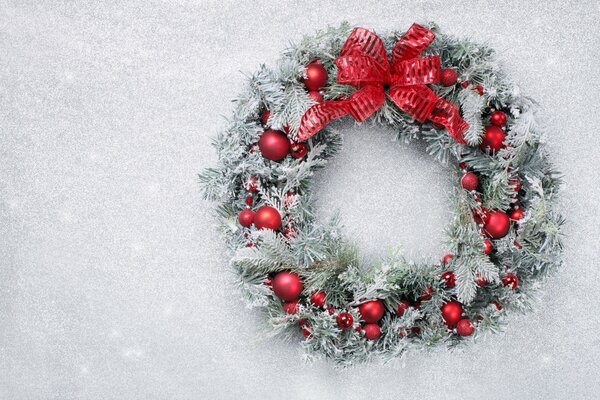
483, 240, 493, 255
310, 291, 326, 308
301, 326, 312, 338
456, 319, 475, 337
396, 300, 410, 317
440, 68, 458, 86
476, 274, 487, 286
363, 324, 381, 340
237, 209, 254, 227
441, 271, 456, 288
326, 306, 335, 315
502, 273, 519, 290
461, 172, 479, 191
290, 143, 308, 159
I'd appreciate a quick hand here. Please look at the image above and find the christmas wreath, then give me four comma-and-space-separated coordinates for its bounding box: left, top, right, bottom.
200, 22, 563, 365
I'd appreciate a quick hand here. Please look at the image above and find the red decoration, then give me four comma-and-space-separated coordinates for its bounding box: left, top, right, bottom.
492, 301, 502, 311
297, 24, 469, 143
461, 172, 479, 191
440, 68, 458, 86
254, 206, 282, 230
456, 319, 475, 336
475, 84, 484, 95
359, 300, 385, 323
510, 208, 524, 221
326, 306, 335, 315
238, 209, 254, 227
264, 276, 272, 286
442, 254, 454, 265
502, 273, 519, 290
310, 291, 326, 308
283, 227, 296, 239
420, 286, 434, 301
303, 61, 328, 91
301, 327, 312, 338
258, 130, 290, 161
490, 111, 507, 127
396, 300, 410, 317
441, 271, 456, 288
283, 301, 299, 314
510, 178, 522, 192
476, 274, 487, 286
480, 125, 506, 152
363, 324, 381, 340
244, 176, 258, 192
483, 239, 493, 255
260, 109, 270, 125
441, 301, 463, 327
473, 208, 490, 225
290, 143, 308, 158
336, 312, 354, 330
308, 91, 323, 103
272, 271, 303, 301
245, 195, 253, 206
461, 81, 469, 89
484, 210, 510, 238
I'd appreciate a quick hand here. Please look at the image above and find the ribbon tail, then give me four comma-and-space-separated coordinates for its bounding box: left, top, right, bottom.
429, 98, 469, 144
388, 85, 438, 123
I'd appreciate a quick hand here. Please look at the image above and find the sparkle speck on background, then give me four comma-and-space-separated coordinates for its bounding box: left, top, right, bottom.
1, 1, 600, 399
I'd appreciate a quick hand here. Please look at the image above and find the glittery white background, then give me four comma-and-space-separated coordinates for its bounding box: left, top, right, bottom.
2, 1, 600, 399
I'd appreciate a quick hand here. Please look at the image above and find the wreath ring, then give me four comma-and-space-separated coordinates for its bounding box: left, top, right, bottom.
200, 22, 563, 364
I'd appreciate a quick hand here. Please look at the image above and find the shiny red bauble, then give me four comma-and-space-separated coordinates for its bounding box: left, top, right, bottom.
473, 208, 490, 225
440, 68, 458, 86
396, 300, 410, 317
483, 239, 493, 255
238, 209, 254, 227
363, 324, 381, 340
460, 172, 479, 191
476, 274, 488, 286
441, 271, 456, 288
254, 206, 282, 230
502, 273, 519, 290
303, 61, 328, 91
307, 91, 323, 102
310, 291, 326, 308
484, 210, 510, 238
510, 208, 524, 221
442, 254, 454, 265
290, 143, 308, 159
272, 271, 303, 301
258, 130, 290, 161
480, 125, 506, 152
441, 301, 463, 327
359, 300, 385, 323
260, 109, 270, 125
456, 319, 475, 337
336, 312, 354, 330
490, 111, 507, 127
283, 301, 299, 314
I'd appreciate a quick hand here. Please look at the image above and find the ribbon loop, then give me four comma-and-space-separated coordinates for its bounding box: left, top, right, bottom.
297, 24, 468, 143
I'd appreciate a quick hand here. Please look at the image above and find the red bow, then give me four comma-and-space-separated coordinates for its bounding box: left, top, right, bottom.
297, 24, 468, 143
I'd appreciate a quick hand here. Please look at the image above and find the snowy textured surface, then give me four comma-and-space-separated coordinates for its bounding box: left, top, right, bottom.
1, 1, 600, 399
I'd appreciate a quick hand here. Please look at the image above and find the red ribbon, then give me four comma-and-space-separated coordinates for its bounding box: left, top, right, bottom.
297, 24, 469, 143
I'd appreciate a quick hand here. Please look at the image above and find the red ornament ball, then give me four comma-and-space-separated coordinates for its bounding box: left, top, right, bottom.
476, 274, 488, 286
461, 172, 479, 191
456, 319, 475, 337
396, 300, 410, 317
419, 286, 434, 301
490, 111, 507, 127
237, 209, 254, 227
272, 271, 303, 301
492, 301, 503, 311
359, 300, 385, 323
336, 312, 354, 330
440, 68, 458, 86
441, 301, 463, 327
254, 206, 282, 230
442, 254, 454, 265
475, 84, 484, 95
480, 125, 506, 152
301, 326, 312, 338
307, 91, 323, 102
310, 291, 326, 308
363, 324, 381, 340
484, 210, 510, 239
258, 130, 290, 161
282, 301, 299, 314
502, 273, 519, 290
260, 109, 270, 125
461, 81, 470, 89
290, 143, 308, 159
483, 239, 493, 255
303, 61, 328, 91
441, 271, 456, 288
510, 208, 524, 221
473, 208, 490, 225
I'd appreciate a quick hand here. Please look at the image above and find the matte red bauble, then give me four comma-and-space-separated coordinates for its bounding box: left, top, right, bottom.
480, 125, 506, 152
336, 312, 354, 330
258, 130, 290, 161
440, 68, 458, 86
502, 273, 519, 290
441, 271, 456, 288
483, 239, 493, 255
396, 300, 410, 317
456, 319, 475, 336
283, 301, 299, 314
363, 324, 381, 340
303, 61, 328, 91
359, 300, 385, 323
260, 109, 270, 125
484, 210, 510, 238
490, 111, 507, 127
460, 172, 479, 191
307, 91, 323, 102
254, 206, 282, 230
310, 291, 326, 308
272, 271, 303, 301
237, 209, 254, 227
441, 301, 463, 327
291, 143, 308, 158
